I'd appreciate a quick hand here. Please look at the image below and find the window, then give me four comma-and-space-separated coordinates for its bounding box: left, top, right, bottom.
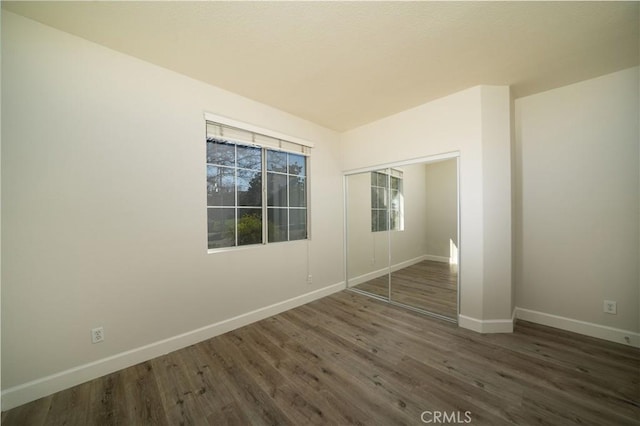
206, 119, 310, 250
371, 169, 404, 232
267, 150, 307, 242
207, 140, 263, 248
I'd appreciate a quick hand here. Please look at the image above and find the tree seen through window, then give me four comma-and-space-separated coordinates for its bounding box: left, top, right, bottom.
207, 138, 307, 249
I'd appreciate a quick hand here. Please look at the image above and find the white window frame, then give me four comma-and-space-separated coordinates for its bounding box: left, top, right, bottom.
371, 168, 404, 232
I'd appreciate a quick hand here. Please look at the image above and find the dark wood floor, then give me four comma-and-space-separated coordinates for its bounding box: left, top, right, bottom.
3, 290, 639, 425
355, 260, 457, 318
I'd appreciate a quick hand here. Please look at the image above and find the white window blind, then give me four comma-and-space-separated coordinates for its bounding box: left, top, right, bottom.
204, 113, 313, 155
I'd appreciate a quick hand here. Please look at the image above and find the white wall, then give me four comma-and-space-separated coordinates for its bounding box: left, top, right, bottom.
341, 85, 513, 330
1, 12, 344, 408
515, 67, 640, 339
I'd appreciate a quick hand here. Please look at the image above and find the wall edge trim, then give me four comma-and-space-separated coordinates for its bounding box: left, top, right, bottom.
458, 315, 514, 333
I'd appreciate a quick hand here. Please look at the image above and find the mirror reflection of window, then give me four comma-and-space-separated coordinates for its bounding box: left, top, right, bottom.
370, 169, 404, 232
347, 157, 459, 322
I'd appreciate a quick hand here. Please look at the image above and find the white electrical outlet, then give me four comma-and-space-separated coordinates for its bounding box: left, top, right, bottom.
603, 300, 617, 315
307, 274, 313, 284
91, 326, 104, 343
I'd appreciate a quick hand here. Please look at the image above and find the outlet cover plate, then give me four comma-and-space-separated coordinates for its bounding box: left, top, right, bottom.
91, 326, 104, 343
603, 300, 617, 315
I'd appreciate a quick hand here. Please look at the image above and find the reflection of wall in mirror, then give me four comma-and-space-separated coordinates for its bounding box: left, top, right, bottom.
424, 159, 458, 263
346, 172, 390, 285
388, 163, 429, 267
346, 159, 458, 286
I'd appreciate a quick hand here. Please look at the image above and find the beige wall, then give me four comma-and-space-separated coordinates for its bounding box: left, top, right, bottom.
1, 11, 344, 398
515, 67, 639, 333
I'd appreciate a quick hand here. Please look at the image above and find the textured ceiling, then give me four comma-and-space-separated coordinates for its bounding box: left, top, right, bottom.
3, 1, 639, 131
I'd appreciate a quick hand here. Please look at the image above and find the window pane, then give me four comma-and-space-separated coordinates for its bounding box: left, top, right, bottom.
288, 154, 306, 176
207, 166, 235, 206
375, 187, 387, 209
238, 170, 262, 207
289, 209, 307, 240
267, 173, 287, 207
208, 208, 235, 249
377, 172, 387, 187
237, 208, 262, 246
391, 176, 400, 190
207, 139, 235, 166
267, 151, 287, 173
373, 209, 388, 232
374, 210, 381, 232
380, 209, 389, 231
206, 135, 310, 250
371, 209, 386, 232
268, 208, 288, 242
237, 145, 262, 170
289, 176, 306, 207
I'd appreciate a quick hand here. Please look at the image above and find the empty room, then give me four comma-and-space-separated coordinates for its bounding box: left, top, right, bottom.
1, 2, 638, 425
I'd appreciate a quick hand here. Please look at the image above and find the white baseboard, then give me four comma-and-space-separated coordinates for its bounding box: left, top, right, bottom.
1, 282, 346, 411
515, 307, 640, 348
347, 267, 389, 287
347, 254, 433, 287
423, 254, 450, 263
458, 315, 514, 333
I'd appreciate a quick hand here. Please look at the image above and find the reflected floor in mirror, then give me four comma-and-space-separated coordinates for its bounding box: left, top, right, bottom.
354, 260, 457, 319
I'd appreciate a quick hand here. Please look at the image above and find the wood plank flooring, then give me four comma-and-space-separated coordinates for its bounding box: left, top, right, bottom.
3, 290, 639, 425
355, 260, 458, 318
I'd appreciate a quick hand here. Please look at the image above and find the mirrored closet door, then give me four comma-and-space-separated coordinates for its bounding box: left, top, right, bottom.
345, 156, 459, 322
